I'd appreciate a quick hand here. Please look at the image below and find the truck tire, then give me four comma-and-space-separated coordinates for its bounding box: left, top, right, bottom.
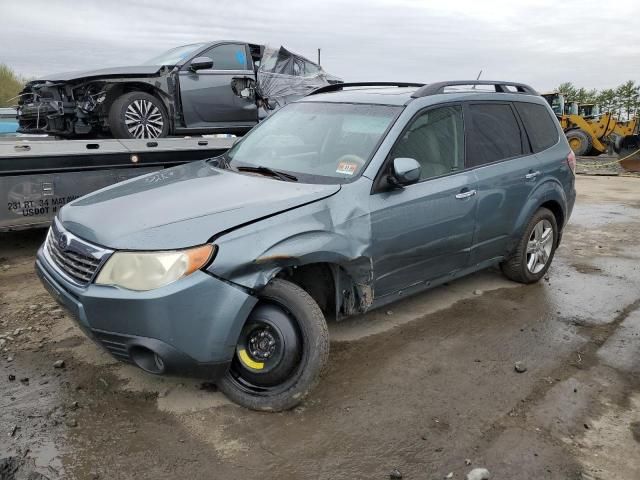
108, 91, 169, 139
565, 129, 592, 156
218, 278, 329, 412
500, 207, 558, 284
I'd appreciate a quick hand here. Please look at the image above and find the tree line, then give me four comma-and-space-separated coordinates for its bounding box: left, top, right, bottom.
0, 64, 26, 108
557, 80, 639, 120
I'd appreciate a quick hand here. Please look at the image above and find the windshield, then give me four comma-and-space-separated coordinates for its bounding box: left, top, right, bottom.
144, 43, 206, 65
224, 102, 401, 183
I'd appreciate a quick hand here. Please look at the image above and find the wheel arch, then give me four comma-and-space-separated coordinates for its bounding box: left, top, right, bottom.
104, 82, 174, 133
272, 259, 374, 320
508, 180, 568, 255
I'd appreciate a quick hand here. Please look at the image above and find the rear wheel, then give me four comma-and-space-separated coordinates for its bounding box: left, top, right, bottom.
218, 279, 329, 411
566, 129, 592, 156
501, 208, 558, 284
108, 91, 169, 139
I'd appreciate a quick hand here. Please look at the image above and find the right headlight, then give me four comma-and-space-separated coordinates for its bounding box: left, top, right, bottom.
95, 244, 215, 291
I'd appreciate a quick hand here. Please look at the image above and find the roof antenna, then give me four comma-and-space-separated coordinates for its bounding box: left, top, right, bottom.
472, 70, 483, 89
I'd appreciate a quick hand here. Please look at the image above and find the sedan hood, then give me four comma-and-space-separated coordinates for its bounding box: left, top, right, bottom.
59, 161, 340, 250
30, 65, 164, 83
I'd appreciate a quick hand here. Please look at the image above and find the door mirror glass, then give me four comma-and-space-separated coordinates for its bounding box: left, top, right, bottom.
392, 157, 421, 186
190, 56, 213, 71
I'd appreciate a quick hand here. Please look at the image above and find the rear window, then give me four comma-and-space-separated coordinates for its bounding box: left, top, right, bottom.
466, 103, 524, 167
515, 102, 559, 153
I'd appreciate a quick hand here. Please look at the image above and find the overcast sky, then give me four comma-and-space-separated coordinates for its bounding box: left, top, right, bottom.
1, 0, 638, 91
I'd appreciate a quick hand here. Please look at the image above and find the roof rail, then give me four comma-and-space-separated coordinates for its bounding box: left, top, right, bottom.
308, 82, 425, 96
411, 80, 538, 98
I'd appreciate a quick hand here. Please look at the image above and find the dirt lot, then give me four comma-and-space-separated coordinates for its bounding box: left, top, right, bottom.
1, 175, 639, 480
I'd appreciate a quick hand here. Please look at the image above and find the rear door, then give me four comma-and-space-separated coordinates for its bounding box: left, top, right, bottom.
464, 102, 543, 263
369, 105, 478, 298
179, 43, 257, 128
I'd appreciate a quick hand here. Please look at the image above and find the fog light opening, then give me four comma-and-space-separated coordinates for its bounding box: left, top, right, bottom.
130, 346, 166, 374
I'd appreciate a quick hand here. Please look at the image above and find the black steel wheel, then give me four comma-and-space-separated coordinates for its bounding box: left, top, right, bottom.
218, 279, 329, 411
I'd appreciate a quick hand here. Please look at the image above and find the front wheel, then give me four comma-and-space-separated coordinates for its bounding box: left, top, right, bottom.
108, 91, 169, 139
217, 279, 329, 411
501, 207, 558, 284
566, 129, 592, 156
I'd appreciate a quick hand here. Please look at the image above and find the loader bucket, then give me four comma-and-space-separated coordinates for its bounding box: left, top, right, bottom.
616, 135, 640, 172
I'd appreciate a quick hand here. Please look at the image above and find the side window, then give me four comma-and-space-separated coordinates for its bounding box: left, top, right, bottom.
390, 106, 464, 181
514, 102, 559, 153
466, 103, 523, 167
201, 44, 248, 70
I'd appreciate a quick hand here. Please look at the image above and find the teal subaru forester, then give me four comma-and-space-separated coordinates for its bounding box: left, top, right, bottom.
37, 80, 576, 411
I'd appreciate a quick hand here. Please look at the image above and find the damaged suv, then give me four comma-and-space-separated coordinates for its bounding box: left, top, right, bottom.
17, 42, 336, 138
36, 81, 576, 411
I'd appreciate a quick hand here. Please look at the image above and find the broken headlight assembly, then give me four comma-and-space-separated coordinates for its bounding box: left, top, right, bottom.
95, 244, 215, 291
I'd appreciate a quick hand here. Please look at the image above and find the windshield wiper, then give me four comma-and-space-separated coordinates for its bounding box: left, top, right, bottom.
236, 165, 298, 182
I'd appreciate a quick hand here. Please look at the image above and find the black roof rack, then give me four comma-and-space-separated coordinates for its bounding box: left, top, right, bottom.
411, 80, 538, 98
308, 82, 425, 96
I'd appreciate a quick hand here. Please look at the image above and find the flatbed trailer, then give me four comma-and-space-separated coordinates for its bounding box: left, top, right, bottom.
0, 136, 233, 231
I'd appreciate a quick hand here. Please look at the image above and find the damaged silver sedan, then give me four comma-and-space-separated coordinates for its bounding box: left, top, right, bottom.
17, 42, 338, 139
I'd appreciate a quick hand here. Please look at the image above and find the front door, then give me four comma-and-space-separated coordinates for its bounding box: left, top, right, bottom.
179, 43, 257, 129
369, 105, 477, 298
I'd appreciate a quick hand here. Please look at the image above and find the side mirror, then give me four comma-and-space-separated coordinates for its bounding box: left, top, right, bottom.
390, 157, 421, 186
190, 56, 213, 71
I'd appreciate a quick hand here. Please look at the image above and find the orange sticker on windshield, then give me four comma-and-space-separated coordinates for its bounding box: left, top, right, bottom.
336, 161, 358, 175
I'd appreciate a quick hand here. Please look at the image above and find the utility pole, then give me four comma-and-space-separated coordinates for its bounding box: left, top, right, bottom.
317, 48, 321, 66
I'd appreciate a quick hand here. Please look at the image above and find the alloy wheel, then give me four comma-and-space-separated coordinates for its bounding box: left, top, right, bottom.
526, 219, 553, 274
124, 99, 164, 138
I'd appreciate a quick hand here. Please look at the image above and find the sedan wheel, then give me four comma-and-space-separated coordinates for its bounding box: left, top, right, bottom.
125, 99, 164, 139
108, 91, 170, 139
526, 219, 553, 274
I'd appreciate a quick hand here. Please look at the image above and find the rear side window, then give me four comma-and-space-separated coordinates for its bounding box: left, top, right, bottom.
515, 102, 559, 152
201, 44, 248, 70
466, 103, 523, 167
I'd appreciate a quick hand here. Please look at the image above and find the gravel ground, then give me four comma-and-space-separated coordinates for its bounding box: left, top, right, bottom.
1, 175, 639, 480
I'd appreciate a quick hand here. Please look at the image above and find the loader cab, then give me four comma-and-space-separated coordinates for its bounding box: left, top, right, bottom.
542, 92, 566, 116
578, 103, 600, 119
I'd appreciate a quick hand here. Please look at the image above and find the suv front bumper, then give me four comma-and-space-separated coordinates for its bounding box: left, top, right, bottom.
36, 247, 257, 379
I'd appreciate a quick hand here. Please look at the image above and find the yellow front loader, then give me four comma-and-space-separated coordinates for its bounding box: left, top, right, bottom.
542, 93, 638, 156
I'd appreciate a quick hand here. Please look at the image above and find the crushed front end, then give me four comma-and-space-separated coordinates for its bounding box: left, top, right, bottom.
17, 80, 107, 136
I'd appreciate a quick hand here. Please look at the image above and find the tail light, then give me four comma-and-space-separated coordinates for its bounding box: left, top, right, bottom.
567, 150, 576, 173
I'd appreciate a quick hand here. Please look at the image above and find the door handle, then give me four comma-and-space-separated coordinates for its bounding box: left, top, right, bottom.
525, 171, 541, 180
455, 189, 477, 199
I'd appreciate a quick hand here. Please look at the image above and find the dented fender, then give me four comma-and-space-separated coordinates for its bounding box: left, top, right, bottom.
208, 179, 376, 314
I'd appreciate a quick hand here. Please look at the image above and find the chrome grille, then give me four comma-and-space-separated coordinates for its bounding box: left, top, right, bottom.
46, 234, 100, 283
43, 219, 110, 285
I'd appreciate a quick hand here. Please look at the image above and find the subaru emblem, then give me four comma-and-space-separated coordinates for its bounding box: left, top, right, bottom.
59, 234, 69, 250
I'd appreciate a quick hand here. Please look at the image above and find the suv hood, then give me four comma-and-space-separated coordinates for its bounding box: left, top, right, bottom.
59, 161, 340, 250
29, 66, 164, 83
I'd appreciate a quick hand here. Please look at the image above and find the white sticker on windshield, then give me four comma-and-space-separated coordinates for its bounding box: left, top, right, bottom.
336, 161, 358, 175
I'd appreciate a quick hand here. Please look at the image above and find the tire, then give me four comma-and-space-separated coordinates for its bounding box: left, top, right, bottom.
217, 278, 329, 412
108, 91, 169, 139
500, 207, 558, 284
565, 129, 592, 156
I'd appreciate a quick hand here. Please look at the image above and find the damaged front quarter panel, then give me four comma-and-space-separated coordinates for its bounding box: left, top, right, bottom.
208, 180, 376, 318
17, 67, 175, 136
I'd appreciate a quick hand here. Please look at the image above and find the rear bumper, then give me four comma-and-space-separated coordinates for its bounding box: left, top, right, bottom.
36, 247, 257, 379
